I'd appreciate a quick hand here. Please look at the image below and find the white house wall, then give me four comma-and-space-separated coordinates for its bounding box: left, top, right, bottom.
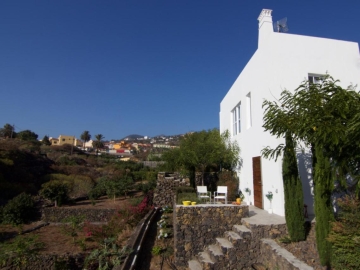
220, 9, 360, 216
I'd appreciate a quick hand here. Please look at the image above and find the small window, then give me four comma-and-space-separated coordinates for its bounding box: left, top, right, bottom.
232, 103, 241, 136
62, 139, 65, 142
308, 74, 325, 84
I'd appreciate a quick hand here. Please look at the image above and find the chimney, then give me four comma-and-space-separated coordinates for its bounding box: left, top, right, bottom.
258, 9, 273, 49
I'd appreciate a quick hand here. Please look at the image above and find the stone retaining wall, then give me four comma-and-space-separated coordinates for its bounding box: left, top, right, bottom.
174, 204, 249, 267
153, 172, 190, 207
259, 239, 313, 270
42, 207, 116, 222
3, 254, 84, 270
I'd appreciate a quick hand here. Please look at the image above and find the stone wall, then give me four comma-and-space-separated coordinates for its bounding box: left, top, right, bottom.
42, 207, 116, 222
3, 254, 84, 270
174, 204, 249, 267
259, 239, 313, 270
153, 172, 190, 207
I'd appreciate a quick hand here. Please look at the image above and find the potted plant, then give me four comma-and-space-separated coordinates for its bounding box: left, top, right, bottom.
265, 191, 273, 213
236, 190, 245, 204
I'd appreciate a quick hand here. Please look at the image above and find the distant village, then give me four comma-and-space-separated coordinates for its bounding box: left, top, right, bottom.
48, 134, 182, 160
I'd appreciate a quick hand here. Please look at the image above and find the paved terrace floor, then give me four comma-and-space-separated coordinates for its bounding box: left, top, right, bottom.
243, 205, 286, 225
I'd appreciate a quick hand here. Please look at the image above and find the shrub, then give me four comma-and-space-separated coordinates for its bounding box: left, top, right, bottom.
176, 192, 200, 205
61, 215, 85, 243
0, 235, 44, 268
328, 195, 360, 269
40, 180, 70, 207
176, 186, 195, 195
68, 175, 94, 198
84, 237, 130, 270
2, 193, 35, 225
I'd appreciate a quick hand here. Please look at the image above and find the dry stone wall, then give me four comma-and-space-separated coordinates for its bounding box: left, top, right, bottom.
174, 204, 249, 267
153, 172, 190, 207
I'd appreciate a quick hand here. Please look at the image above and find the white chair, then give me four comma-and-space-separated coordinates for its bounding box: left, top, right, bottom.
197, 186, 211, 203
214, 186, 228, 204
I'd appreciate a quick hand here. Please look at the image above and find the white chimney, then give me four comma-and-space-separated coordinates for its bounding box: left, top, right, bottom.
258, 9, 273, 49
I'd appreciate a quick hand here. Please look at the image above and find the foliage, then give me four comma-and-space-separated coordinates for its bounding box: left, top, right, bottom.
328, 195, 360, 269
0, 235, 44, 268
68, 175, 94, 198
80, 130, 91, 149
61, 215, 85, 243
84, 237, 130, 270
265, 191, 273, 201
56, 155, 78, 166
217, 170, 239, 200
162, 129, 240, 186
105, 176, 134, 201
151, 246, 162, 255
282, 133, 305, 241
161, 205, 173, 214
262, 75, 360, 265
1, 193, 35, 226
0, 123, 16, 138
92, 134, 105, 153
314, 145, 334, 266
40, 180, 70, 207
176, 192, 200, 205
41, 135, 51, 146
236, 190, 245, 200
16, 129, 38, 141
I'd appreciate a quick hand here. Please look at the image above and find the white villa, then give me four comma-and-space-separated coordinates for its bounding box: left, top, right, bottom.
219, 9, 360, 216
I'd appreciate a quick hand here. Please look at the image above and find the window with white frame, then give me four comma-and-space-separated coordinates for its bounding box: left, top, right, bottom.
308, 74, 325, 84
246, 92, 252, 129
232, 103, 241, 136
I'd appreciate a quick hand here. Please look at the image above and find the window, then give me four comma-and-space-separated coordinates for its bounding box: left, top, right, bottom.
308, 74, 325, 84
232, 103, 241, 136
246, 92, 252, 129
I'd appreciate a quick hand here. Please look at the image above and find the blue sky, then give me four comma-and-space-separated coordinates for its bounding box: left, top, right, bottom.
1, 1, 359, 140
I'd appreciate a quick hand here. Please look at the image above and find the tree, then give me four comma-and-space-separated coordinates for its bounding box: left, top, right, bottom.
282, 132, 305, 241
40, 180, 70, 207
0, 123, 16, 138
17, 130, 38, 141
92, 134, 105, 154
162, 129, 240, 186
80, 130, 91, 150
41, 135, 51, 146
262, 75, 360, 266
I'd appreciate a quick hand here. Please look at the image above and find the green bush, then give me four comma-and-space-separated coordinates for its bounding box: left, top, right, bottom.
2, 193, 35, 225
68, 175, 94, 198
0, 235, 44, 268
176, 192, 200, 204
328, 195, 360, 269
40, 180, 70, 207
176, 186, 195, 195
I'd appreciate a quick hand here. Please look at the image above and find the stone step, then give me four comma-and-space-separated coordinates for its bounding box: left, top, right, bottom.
207, 244, 224, 263
215, 237, 234, 252
197, 251, 215, 270
233, 224, 252, 239
188, 259, 202, 270
224, 230, 242, 245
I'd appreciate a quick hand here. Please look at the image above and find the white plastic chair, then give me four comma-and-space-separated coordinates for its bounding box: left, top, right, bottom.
197, 186, 211, 203
214, 186, 228, 204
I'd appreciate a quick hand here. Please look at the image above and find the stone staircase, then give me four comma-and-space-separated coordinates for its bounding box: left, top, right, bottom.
188, 222, 258, 270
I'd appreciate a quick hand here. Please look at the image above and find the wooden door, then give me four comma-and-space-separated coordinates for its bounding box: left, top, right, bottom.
252, 156, 263, 209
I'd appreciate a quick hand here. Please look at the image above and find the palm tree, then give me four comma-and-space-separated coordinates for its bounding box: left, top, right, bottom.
80, 131, 91, 151
93, 134, 104, 154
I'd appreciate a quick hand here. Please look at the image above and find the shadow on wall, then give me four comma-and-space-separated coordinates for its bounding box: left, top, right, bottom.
297, 152, 314, 216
